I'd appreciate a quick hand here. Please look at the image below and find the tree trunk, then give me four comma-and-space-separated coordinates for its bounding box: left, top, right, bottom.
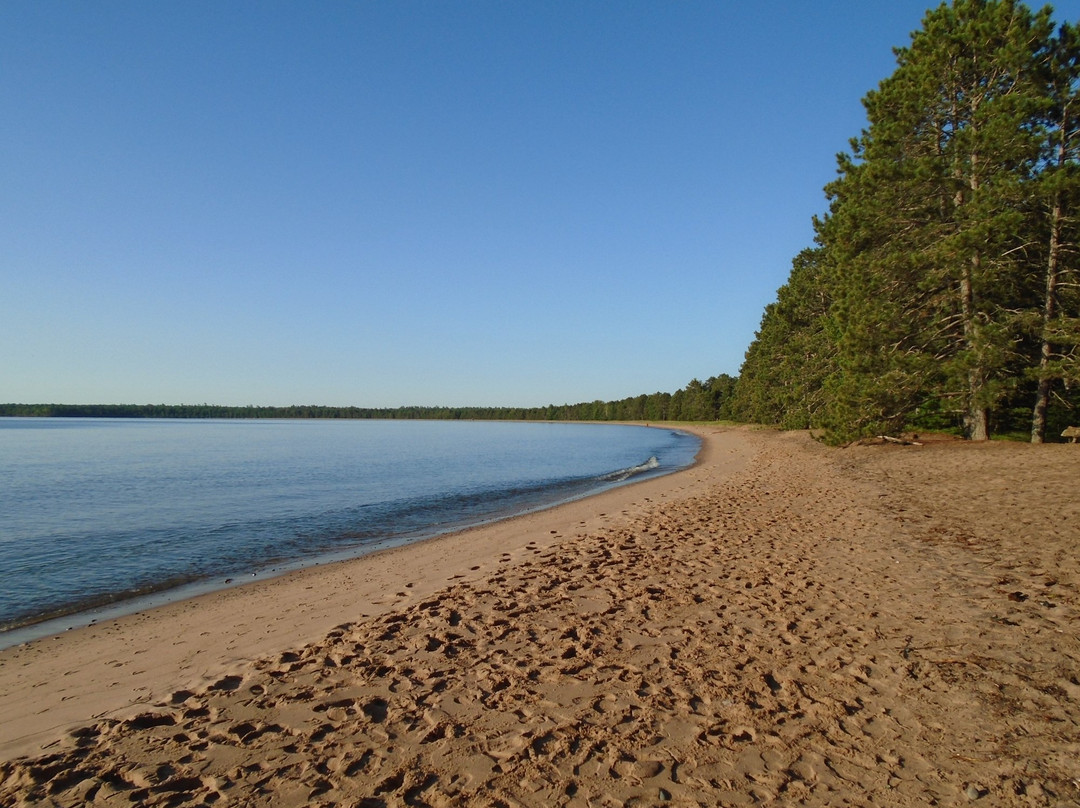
961, 261, 991, 441
1032, 189, 1062, 443
1032, 109, 1069, 442
961, 161, 991, 442
966, 402, 990, 441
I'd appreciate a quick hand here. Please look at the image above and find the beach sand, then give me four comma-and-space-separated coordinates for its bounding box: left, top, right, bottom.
1, 425, 1078, 806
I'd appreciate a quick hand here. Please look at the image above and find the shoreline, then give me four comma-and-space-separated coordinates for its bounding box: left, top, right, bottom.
0, 423, 737, 762
0, 424, 699, 650
3, 425, 1077, 805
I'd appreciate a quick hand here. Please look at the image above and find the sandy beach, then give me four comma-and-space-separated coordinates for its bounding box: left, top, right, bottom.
1, 425, 1078, 806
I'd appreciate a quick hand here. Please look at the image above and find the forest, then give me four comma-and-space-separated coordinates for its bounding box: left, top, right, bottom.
729, 0, 1080, 443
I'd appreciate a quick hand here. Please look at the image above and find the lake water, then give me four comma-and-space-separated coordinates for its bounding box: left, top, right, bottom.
0, 419, 699, 645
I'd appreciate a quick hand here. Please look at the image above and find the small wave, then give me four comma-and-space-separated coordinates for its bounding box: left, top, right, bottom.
600, 456, 660, 483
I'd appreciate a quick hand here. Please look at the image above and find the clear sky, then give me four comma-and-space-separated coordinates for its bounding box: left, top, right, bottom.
4, 1, 1079, 408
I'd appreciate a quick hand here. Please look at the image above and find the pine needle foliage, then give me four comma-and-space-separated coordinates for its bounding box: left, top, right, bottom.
732, 0, 1080, 442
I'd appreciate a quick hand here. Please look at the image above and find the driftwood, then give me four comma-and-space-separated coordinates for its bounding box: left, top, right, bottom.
877, 435, 924, 446
1062, 426, 1080, 443
850, 434, 926, 447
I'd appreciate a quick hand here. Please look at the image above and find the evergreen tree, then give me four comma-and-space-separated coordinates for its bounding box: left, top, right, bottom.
820, 0, 1054, 440
731, 248, 835, 428
732, 1, 1080, 441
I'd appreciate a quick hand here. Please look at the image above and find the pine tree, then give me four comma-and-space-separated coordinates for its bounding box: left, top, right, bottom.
821, 0, 1053, 439
731, 248, 835, 429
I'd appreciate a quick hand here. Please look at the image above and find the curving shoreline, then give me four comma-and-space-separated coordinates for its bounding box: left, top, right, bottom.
0, 424, 731, 762
0, 419, 699, 644
2, 425, 1078, 805
0, 426, 698, 651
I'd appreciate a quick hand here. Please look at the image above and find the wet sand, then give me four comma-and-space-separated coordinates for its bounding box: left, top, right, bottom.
1, 426, 1078, 806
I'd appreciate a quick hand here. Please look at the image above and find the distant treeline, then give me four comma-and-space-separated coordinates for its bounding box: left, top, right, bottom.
0, 375, 736, 423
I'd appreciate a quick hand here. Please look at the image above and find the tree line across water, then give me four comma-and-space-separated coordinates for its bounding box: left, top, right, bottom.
0, 376, 736, 424
7, 3, 1080, 442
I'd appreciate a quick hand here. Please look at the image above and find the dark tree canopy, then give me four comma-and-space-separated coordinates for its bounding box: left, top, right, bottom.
731, 0, 1080, 442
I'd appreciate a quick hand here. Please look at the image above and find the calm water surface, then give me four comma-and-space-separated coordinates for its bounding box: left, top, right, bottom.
0, 419, 699, 643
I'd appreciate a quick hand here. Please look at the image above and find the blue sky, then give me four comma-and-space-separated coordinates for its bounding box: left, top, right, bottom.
4, 1, 1078, 408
